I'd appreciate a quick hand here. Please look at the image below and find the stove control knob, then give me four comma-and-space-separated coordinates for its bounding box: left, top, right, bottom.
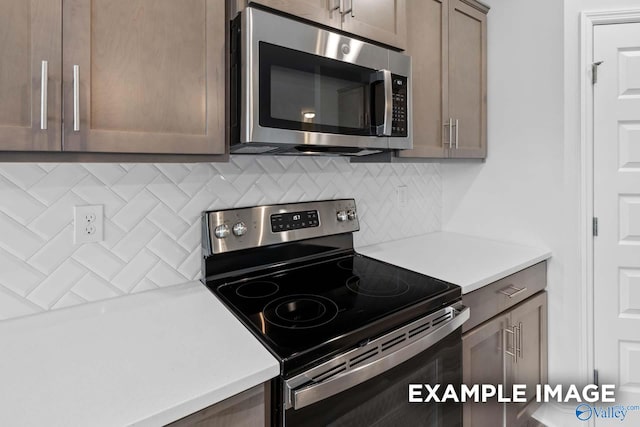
232, 221, 248, 237
337, 210, 348, 222
214, 224, 230, 239
347, 210, 357, 221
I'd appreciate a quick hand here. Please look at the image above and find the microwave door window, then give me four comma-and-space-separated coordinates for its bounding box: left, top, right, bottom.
259, 42, 374, 136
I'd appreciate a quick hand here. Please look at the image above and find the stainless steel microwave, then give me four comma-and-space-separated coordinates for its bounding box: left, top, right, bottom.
230, 7, 412, 156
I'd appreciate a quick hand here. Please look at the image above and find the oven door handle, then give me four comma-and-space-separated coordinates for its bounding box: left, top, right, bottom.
289, 304, 470, 410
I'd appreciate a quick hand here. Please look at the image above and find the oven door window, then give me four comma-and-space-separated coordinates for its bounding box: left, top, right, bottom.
259, 42, 379, 136
284, 330, 462, 427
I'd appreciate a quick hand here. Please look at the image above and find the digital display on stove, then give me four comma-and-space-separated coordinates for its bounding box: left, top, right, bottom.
271, 210, 319, 232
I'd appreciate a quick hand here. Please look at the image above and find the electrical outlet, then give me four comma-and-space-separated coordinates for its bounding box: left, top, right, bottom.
397, 185, 409, 208
74, 205, 104, 244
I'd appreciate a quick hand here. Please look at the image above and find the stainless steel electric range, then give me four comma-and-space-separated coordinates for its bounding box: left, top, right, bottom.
202, 199, 469, 426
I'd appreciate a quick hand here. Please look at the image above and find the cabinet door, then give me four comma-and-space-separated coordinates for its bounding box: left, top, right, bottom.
0, 0, 61, 151
62, 0, 225, 154
398, 0, 447, 158
168, 384, 266, 426
462, 314, 511, 427
508, 292, 547, 427
250, 0, 341, 29
341, 0, 407, 50
448, 0, 486, 158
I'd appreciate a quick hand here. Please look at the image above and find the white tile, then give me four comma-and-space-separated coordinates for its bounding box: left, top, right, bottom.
0, 174, 46, 225
146, 261, 188, 288
131, 278, 159, 293
111, 189, 158, 232
72, 244, 125, 281
110, 164, 159, 201
29, 191, 85, 239
71, 175, 126, 217
28, 224, 76, 274
177, 222, 200, 253
146, 175, 190, 213
178, 164, 214, 197
177, 249, 201, 280
27, 259, 87, 309
0, 212, 43, 259
147, 233, 189, 269
154, 164, 191, 184
146, 204, 190, 240
0, 250, 44, 297
100, 219, 127, 251
111, 220, 159, 262
0, 286, 42, 320
0, 164, 47, 190
50, 292, 86, 310
72, 273, 122, 302
111, 250, 159, 293
0, 158, 442, 321
81, 164, 126, 186
28, 164, 87, 206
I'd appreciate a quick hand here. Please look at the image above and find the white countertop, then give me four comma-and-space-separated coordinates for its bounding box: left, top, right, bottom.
0, 281, 279, 427
357, 232, 551, 294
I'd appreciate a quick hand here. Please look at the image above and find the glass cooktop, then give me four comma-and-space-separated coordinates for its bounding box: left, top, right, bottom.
207, 252, 460, 373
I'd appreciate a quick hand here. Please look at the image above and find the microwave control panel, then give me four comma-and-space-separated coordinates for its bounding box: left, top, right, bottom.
391, 75, 408, 137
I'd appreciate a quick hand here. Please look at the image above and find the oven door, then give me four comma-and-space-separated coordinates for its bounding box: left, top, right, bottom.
239, 7, 411, 151
278, 304, 469, 427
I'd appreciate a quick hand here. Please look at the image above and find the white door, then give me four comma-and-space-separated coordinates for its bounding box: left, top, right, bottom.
594, 22, 640, 414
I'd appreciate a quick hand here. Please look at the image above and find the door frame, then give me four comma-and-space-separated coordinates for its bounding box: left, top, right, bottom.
580, 9, 640, 406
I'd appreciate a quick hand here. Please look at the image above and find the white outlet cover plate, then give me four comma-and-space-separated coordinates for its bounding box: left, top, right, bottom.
74, 205, 104, 244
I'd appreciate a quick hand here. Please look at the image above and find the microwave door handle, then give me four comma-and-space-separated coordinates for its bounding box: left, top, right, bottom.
374, 69, 393, 136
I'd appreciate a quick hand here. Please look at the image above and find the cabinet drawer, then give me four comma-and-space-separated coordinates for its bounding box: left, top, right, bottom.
462, 262, 546, 332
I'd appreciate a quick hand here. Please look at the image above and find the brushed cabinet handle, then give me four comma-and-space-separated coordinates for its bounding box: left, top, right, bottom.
517, 321, 523, 359
498, 285, 528, 299
455, 119, 459, 149
343, 0, 354, 17
73, 65, 80, 132
504, 327, 516, 363
330, 0, 341, 12
444, 118, 453, 148
40, 61, 48, 130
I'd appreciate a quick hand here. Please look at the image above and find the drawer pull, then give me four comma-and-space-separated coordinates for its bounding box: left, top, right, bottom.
499, 285, 528, 298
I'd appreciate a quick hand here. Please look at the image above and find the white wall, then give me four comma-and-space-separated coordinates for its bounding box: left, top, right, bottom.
441, 0, 572, 382
0, 158, 441, 321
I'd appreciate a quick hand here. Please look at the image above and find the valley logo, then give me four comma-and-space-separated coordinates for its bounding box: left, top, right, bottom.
576, 403, 640, 422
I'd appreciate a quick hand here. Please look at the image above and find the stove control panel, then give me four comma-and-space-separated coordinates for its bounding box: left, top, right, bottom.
271, 210, 319, 233
203, 199, 360, 255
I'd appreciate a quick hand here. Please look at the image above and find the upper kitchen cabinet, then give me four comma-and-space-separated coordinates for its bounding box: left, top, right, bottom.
0, 0, 62, 151
247, 0, 342, 28
341, 0, 407, 50
399, 0, 487, 159
243, 0, 407, 50
448, 0, 487, 158
62, 0, 225, 155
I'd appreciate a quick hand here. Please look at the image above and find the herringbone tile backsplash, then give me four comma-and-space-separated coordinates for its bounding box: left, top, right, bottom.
0, 157, 441, 321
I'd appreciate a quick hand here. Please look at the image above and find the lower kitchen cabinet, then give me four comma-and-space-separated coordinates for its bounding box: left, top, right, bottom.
462, 313, 509, 427
462, 263, 547, 427
168, 384, 267, 427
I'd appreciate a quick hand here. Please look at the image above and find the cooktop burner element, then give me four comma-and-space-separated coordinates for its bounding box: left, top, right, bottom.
336, 258, 353, 271
346, 275, 410, 297
264, 295, 339, 329
235, 281, 280, 298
